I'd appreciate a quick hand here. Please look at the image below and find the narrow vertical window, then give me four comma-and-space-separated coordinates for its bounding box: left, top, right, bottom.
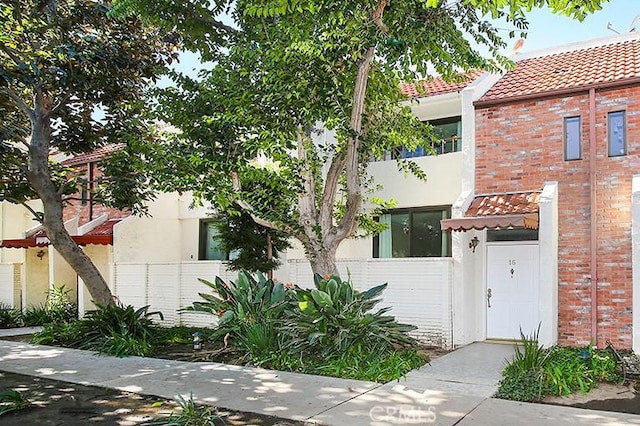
608, 111, 626, 157
564, 116, 581, 160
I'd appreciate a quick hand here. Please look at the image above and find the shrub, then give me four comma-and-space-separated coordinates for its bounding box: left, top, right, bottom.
283, 274, 416, 356
496, 328, 621, 401
184, 272, 290, 345
32, 302, 163, 357
22, 304, 52, 327
78, 302, 163, 355
0, 303, 22, 329
45, 284, 77, 323
186, 272, 424, 381
31, 321, 85, 346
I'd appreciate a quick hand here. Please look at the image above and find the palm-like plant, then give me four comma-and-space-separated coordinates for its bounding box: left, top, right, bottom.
284, 274, 416, 355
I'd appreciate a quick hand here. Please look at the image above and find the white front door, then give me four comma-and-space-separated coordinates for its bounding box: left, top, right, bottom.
486, 244, 539, 340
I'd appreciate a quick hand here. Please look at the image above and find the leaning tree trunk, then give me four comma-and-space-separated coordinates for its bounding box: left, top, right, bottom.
26, 96, 114, 306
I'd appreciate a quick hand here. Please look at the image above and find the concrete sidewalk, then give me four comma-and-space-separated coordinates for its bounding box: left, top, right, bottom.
0, 336, 639, 425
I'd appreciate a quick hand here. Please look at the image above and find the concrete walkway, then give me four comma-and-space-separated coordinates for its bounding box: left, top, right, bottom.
0, 333, 639, 425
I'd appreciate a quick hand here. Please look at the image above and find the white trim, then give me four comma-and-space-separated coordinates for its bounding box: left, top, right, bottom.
632, 175, 640, 353
77, 213, 108, 235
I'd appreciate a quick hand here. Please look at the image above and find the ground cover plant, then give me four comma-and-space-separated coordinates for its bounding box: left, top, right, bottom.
495, 328, 621, 402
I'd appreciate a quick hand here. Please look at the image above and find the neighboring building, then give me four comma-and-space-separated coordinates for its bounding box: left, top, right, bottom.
0, 145, 130, 313
442, 32, 640, 351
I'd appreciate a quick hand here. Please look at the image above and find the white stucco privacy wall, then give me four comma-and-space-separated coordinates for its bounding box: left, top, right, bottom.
0, 264, 13, 306
111, 258, 453, 346
287, 258, 453, 347
632, 175, 640, 353
538, 181, 559, 347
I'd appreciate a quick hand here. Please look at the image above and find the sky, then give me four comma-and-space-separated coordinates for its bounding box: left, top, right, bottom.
170, 0, 640, 79
497, 0, 639, 53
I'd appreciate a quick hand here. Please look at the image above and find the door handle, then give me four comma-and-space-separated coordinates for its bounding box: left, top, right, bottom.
487, 288, 492, 308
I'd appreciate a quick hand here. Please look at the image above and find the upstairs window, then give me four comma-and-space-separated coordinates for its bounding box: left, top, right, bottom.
608, 111, 626, 157
382, 117, 462, 160
373, 207, 451, 258
564, 116, 581, 161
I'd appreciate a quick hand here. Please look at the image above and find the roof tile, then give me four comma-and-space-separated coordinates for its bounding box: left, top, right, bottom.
401, 70, 483, 98
481, 37, 640, 103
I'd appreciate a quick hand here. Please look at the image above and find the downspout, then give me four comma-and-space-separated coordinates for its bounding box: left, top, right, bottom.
589, 88, 598, 344
88, 162, 94, 221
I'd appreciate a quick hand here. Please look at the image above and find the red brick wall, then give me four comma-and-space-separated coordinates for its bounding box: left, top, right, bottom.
61, 162, 131, 226
475, 86, 640, 348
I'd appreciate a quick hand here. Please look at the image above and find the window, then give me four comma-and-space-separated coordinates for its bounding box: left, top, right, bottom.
199, 220, 228, 260
608, 111, 626, 157
430, 117, 462, 155
564, 116, 581, 160
382, 117, 462, 160
373, 207, 451, 258
486, 228, 538, 242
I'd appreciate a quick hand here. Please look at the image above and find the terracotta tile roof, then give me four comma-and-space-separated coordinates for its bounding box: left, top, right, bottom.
1, 218, 126, 248
441, 191, 541, 231
467, 191, 541, 216
61, 143, 125, 166
480, 36, 640, 104
400, 70, 483, 98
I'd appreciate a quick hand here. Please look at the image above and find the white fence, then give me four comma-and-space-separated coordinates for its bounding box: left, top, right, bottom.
111, 258, 453, 347
0, 264, 14, 306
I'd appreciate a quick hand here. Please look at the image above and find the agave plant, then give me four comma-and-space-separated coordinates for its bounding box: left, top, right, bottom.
284, 274, 416, 355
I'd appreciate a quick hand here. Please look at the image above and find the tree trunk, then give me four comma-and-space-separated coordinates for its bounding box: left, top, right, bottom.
308, 246, 339, 277
26, 95, 114, 306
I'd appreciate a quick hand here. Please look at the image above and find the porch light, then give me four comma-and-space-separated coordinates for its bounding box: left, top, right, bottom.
36, 249, 46, 260
469, 236, 480, 253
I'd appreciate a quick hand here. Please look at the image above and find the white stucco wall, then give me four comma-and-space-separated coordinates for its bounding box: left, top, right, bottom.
632, 175, 640, 353
23, 248, 49, 308
113, 193, 183, 263
538, 181, 559, 347
0, 201, 42, 264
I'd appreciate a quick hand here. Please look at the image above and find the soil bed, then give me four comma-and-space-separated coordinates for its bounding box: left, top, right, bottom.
542, 381, 640, 415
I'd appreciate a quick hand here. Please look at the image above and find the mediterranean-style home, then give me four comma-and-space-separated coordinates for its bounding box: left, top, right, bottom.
1, 32, 639, 352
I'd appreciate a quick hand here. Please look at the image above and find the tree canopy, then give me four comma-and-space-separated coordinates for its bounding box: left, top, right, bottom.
0, 0, 175, 304
131, 0, 609, 275
131, 0, 607, 275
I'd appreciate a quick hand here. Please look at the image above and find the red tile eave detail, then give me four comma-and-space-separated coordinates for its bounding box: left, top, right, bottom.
73, 235, 113, 246
401, 70, 483, 98
0, 239, 43, 248
474, 77, 640, 108
440, 191, 541, 232
467, 191, 541, 216
61, 143, 125, 167
1, 219, 121, 248
0, 235, 113, 248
